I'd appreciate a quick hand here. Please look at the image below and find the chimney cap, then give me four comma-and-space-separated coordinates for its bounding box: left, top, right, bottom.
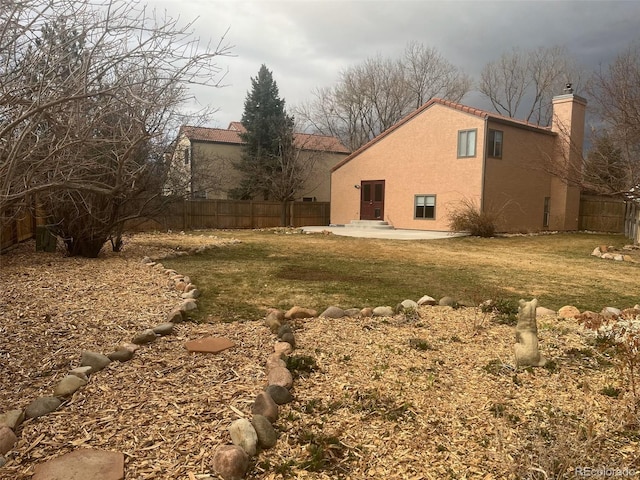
563, 83, 574, 94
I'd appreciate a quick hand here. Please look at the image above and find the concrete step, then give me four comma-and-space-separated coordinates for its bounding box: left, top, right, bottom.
344, 220, 394, 229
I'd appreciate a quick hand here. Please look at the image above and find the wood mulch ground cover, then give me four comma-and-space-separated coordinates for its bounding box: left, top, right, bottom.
1, 233, 638, 479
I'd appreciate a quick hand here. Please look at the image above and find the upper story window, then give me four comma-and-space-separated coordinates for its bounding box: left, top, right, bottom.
183, 147, 191, 165
487, 129, 503, 158
458, 129, 476, 158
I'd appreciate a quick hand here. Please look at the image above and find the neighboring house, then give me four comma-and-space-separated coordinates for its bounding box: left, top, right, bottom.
165, 122, 349, 201
330, 92, 587, 233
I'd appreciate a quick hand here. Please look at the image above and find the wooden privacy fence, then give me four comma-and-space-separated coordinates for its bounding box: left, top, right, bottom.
578, 194, 626, 233
125, 198, 331, 232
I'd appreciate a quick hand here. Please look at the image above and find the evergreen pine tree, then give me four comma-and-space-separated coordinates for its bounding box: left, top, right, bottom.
232, 64, 294, 200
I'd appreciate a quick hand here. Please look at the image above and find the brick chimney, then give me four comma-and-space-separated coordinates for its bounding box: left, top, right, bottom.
549, 87, 587, 230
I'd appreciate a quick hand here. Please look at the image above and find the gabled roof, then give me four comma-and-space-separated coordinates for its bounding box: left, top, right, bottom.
332, 98, 554, 172
179, 124, 350, 154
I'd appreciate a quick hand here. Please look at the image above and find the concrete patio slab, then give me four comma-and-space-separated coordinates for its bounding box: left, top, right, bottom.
301, 225, 466, 240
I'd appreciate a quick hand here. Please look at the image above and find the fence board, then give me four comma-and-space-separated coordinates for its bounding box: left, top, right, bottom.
578, 195, 626, 233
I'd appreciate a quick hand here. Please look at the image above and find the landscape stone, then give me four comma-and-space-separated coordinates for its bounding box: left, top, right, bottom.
179, 299, 198, 313
372, 306, 394, 317
266, 309, 285, 321
602, 306, 622, 317
132, 329, 157, 345
167, 309, 185, 323
614, 254, 624, 261
591, 247, 602, 257
536, 307, 557, 317
0, 410, 24, 430
80, 351, 111, 372
265, 384, 293, 405
360, 307, 373, 317
343, 308, 362, 318
417, 295, 437, 306
69, 366, 93, 380
284, 306, 317, 319
141, 256, 152, 264
251, 392, 279, 423
267, 367, 293, 389
32, 448, 124, 480
107, 349, 134, 362
212, 445, 250, 480
0, 426, 17, 455
0, 456, 6, 467
25, 396, 61, 419
281, 332, 296, 348
251, 414, 278, 448
266, 354, 287, 373
175, 281, 187, 292
320, 306, 346, 318
228, 418, 258, 456
274, 341, 293, 356
152, 322, 174, 336
439, 296, 457, 307
53, 375, 87, 397
277, 324, 293, 338
558, 305, 581, 319
401, 299, 419, 309
265, 315, 282, 334
185, 337, 235, 354
184, 283, 197, 292
181, 289, 200, 299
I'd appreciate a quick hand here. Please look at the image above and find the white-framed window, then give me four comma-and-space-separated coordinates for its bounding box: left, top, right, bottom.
458, 129, 477, 158
415, 195, 436, 219
487, 129, 503, 158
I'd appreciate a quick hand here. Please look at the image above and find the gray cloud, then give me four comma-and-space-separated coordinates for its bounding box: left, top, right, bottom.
150, 0, 640, 128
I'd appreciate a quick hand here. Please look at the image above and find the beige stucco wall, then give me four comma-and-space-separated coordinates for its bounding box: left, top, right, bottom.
482, 122, 557, 232
189, 142, 346, 201
331, 104, 485, 230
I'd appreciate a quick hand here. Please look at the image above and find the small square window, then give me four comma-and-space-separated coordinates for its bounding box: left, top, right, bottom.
415, 195, 436, 219
487, 129, 503, 158
458, 129, 476, 158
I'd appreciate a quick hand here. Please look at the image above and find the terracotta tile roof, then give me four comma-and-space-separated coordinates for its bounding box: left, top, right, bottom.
179, 124, 349, 154
332, 98, 554, 172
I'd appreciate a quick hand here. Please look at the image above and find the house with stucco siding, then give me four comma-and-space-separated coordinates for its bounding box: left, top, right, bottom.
165, 122, 349, 201
330, 92, 586, 233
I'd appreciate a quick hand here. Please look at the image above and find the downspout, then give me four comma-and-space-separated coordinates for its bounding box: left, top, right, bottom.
480, 116, 488, 213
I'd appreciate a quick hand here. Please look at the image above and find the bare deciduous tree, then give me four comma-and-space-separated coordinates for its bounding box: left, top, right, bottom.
297, 42, 471, 151
479, 46, 582, 125
587, 41, 640, 196
0, 0, 231, 256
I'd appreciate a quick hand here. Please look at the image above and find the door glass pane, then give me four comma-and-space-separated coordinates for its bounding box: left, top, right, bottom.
362, 184, 371, 201
374, 183, 383, 202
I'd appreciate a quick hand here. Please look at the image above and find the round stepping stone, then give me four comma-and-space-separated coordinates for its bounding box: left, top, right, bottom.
185, 337, 235, 354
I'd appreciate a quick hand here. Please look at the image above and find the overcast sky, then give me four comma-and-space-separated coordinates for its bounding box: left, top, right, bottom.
148, 0, 639, 130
